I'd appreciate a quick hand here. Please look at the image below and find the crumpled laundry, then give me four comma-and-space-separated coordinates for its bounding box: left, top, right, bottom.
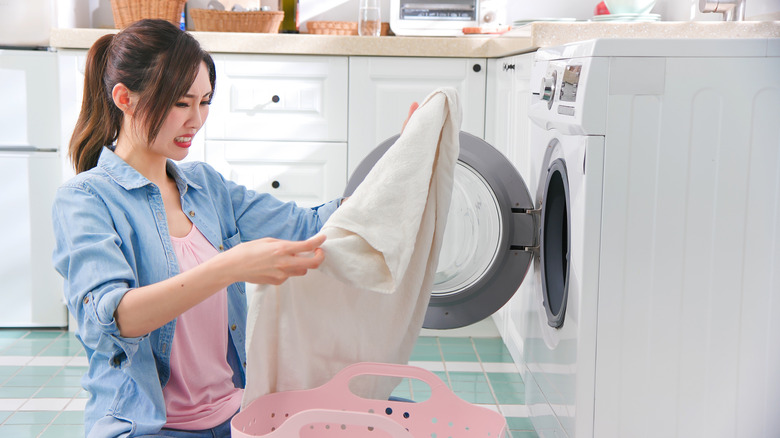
242, 87, 462, 408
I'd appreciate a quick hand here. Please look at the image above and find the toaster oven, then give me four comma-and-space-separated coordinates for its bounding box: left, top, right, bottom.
390, 0, 507, 36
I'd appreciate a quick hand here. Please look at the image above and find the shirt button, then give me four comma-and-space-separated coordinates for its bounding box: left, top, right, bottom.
219, 245, 224, 251
188, 211, 195, 217
83, 296, 90, 304
243, 362, 246, 367
231, 324, 237, 331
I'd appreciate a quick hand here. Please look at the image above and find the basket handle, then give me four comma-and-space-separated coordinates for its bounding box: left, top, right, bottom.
266, 408, 413, 438
325, 362, 451, 400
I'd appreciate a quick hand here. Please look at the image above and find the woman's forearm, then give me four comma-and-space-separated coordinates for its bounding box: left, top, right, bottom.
114, 251, 235, 338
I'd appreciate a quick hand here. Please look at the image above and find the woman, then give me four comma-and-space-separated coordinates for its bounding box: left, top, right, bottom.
52, 19, 336, 437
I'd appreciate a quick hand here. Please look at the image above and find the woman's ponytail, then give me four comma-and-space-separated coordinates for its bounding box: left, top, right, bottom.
69, 33, 122, 173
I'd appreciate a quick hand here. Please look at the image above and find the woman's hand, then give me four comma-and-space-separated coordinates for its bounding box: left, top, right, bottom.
115, 234, 326, 337
401, 102, 419, 133
225, 234, 327, 285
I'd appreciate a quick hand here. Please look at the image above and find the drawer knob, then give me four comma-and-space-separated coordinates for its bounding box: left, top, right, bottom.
271, 95, 280, 103
271, 180, 280, 189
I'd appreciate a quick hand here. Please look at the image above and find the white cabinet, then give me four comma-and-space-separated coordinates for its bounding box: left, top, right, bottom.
485, 53, 536, 345
205, 140, 347, 208
485, 53, 534, 180
204, 54, 349, 206
348, 56, 487, 174
206, 54, 348, 142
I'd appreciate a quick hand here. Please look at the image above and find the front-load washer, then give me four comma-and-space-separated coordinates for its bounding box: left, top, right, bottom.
506, 38, 780, 438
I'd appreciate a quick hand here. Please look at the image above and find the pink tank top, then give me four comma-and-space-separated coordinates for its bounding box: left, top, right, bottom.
164, 224, 243, 430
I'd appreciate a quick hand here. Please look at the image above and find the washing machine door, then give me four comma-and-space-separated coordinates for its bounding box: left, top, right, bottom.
344, 131, 536, 329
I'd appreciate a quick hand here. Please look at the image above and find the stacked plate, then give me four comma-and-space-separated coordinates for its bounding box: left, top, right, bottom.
512, 18, 577, 27
591, 13, 661, 22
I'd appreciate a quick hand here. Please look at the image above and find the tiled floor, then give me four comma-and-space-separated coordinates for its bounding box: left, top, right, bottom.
0, 329, 537, 438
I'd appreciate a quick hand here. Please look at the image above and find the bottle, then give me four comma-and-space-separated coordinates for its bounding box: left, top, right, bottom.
281, 0, 298, 33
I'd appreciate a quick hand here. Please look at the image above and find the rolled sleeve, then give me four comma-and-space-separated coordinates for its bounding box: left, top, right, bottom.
52, 184, 145, 368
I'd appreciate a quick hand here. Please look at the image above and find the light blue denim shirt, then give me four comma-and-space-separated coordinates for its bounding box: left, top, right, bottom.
51, 147, 339, 437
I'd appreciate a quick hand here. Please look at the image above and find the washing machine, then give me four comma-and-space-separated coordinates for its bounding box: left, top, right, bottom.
344, 37, 780, 438
508, 38, 780, 438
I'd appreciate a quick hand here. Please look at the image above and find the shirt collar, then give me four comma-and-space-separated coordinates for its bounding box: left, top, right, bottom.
98, 146, 202, 193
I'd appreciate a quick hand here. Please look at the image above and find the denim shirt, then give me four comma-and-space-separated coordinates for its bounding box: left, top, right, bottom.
51, 147, 339, 437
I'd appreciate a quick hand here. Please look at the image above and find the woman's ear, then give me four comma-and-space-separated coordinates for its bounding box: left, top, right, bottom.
111, 83, 134, 114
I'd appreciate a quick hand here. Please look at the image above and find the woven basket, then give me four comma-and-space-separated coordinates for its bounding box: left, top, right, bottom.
306, 21, 390, 36
110, 0, 186, 29
190, 9, 284, 33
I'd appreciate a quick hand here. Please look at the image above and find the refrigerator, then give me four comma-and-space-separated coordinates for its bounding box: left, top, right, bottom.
0, 48, 67, 327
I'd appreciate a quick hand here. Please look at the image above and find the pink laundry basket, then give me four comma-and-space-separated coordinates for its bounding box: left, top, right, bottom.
232, 362, 508, 438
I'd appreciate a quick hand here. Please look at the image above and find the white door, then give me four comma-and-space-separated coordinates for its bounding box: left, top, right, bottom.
348, 56, 487, 174
0, 152, 66, 327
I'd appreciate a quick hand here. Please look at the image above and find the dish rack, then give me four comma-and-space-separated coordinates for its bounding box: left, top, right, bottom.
190, 9, 285, 33
110, 0, 186, 29
232, 362, 507, 438
306, 21, 390, 36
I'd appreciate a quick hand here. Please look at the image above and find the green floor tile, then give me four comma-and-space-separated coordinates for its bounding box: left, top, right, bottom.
33, 387, 83, 398
0, 411, 12, 423
0, 424, 46, 437
494, 391, 525, 404
448, 371, 488, 383
0, 366, 21, 376
437, 337, 473, 347
14, 366, 61, 376
52, 411, 84, 425
0, 330, 28, 339
409, 350, 442, 361
454, 391, 496, 404
508, 430, 539, 438
40, 424, 85, 438
3, 375, 49, 387
0, 386, 39, 398
23, 331, 65, 340
2, 341, 52, 356
450, 381, 492, 395
6, 411, 58, 425
56, 366, 88, 376
441, 352, 479, 362
76, 389, 90, 399
414, 336, 438, 345
487, 372, 524, 383
47, 375, 83, 387
479, 352, 516, 363
506, 417, 535, 431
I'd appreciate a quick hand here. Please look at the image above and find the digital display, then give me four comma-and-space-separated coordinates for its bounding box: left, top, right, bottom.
400, 1, 477, 21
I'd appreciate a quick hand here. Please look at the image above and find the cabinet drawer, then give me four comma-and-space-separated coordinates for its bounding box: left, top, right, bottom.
206, 141, 346, 208
206, 54, 348, 142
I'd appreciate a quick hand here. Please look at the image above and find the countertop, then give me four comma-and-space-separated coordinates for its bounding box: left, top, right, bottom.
50, 21, 780, 58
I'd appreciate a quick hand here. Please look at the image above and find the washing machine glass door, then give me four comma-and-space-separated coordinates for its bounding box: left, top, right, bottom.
344, 132, 536, 329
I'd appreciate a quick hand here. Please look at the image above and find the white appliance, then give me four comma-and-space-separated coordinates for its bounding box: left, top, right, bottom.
0, 49, 67, 327
499, 38, 780, 437
390, 0, 507, 36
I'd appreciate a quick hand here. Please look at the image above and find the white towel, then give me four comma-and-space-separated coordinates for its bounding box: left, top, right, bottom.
242, 88, 462, 408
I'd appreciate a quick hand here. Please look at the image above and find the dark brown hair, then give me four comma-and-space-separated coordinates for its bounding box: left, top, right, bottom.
69, 19, 216, 173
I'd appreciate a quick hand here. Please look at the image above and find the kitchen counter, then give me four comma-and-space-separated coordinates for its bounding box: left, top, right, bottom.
50, 21, 779, 57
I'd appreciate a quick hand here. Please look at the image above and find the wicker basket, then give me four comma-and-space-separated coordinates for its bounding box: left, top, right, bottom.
190, 9, 284, 33
306, 21, 390, 36
110, 0, 186, 29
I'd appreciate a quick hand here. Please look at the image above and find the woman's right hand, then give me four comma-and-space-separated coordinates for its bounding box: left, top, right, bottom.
224, 234, 327, 285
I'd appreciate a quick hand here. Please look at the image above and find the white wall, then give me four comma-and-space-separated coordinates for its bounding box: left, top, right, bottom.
56, 0, 780, 29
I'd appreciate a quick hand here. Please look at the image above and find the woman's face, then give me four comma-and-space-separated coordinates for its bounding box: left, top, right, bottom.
149, 61, 212, 161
